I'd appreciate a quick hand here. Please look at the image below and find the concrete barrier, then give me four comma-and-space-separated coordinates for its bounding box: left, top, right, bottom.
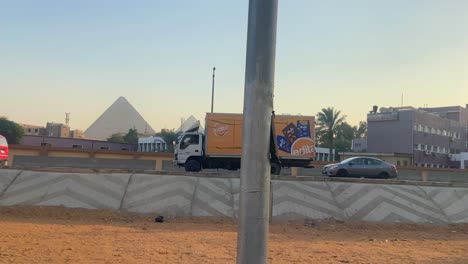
0, 170, 130, 210
13, 156, 157, 171
0, 169, 21, 194
326, 182, 448, 224
421, 186, 468, 223
122, 174, 198, 215
1, 169, 468, 224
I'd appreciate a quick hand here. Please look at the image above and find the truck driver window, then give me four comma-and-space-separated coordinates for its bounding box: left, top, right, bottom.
180, 135, 199, 150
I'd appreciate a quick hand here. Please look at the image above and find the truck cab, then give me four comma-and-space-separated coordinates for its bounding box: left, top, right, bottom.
174, 132, 203, 171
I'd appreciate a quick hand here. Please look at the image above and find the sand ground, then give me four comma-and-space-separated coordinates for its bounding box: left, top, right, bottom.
0, 206, 467, 264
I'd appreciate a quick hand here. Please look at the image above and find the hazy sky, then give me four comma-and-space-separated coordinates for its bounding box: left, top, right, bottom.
1, 0, 467, 132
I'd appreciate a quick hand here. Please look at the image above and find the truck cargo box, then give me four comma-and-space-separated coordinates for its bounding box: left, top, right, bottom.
205, 113, 315, 160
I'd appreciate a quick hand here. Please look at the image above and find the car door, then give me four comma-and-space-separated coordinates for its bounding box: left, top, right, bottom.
347, 158, 366, 176
366, 158, 384, 177
177, 134, 201, 164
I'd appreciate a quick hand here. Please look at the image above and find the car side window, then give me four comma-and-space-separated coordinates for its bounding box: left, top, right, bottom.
353, 158, 365, 165
368, 159, 382, 166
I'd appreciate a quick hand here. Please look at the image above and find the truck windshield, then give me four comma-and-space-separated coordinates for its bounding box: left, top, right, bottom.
0, 137, 7, 146
180, 135, 199, 149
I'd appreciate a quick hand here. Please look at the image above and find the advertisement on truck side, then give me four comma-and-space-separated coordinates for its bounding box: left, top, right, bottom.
274, 116, 315, 158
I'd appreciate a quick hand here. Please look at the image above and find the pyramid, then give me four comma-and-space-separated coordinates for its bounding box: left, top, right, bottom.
85, 97, 155, 140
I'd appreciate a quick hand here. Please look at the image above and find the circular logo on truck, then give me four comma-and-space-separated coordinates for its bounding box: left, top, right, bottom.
290, 138, 315, 156
213, 123, 230, 137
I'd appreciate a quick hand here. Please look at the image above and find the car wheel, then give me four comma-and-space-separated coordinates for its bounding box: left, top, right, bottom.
336, 169, 348, 178
378, 172, 390, 179
185, 159, 201, 172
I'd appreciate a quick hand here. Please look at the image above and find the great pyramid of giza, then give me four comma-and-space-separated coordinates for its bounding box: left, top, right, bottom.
85, 97, 155, 140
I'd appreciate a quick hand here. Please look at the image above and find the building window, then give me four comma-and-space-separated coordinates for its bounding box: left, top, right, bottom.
72, 144, 83, 149
100, 146, 110, 150
35, 128, 38, 133
28, 128, 31, 132
397, 160, 401, 166
404, 161, 408, 166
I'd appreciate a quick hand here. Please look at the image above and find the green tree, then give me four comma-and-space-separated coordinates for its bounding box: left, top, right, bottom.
0, 118, 24, 144
316, 107, 346, 161
156, 129, 180, 153
355, 121, 367, 138
334, 122, 356, 153
123, 128, 139, 149
107, 133, 125, 143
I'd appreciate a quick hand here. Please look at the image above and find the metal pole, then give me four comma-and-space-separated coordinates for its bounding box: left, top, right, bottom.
237, 0, 278, 263
211, 67, 216, 113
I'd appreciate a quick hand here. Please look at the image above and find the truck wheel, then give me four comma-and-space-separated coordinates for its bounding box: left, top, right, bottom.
185, 160, 201, 172
271, 163, 281, 175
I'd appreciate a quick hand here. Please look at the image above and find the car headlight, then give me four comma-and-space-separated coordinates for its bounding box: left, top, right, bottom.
329, 165, 338, 170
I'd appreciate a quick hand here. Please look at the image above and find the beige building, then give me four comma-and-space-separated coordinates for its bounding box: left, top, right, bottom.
20, 124, 45, 136
70, 129, 85, 139
46, 122, 70, 138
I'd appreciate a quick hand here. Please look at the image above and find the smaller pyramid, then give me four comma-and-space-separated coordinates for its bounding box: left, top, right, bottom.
85, 97, 155, 140
176, 115, 203, 133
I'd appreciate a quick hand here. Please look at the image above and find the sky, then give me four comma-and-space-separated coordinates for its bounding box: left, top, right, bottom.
1, 0, 467, 132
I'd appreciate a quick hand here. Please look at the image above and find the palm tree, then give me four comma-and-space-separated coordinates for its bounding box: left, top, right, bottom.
317, 107, 346, 161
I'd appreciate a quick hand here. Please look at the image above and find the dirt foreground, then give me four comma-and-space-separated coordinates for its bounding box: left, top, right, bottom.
0, 206, 467, 264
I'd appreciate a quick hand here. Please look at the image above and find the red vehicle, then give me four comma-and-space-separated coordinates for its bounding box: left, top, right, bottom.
0, 135, 8, 167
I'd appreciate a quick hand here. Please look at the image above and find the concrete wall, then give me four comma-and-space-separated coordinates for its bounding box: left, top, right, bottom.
13, 156, 158, 171
8, 145, 173, 170
1, 169, 468, 224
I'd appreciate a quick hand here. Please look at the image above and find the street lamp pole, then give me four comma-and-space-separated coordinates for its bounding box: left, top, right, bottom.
237, 0, 278, 264
211, 67, 216, 113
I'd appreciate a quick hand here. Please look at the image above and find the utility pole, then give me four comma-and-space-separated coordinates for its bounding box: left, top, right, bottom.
237, 0, 278, 264
211, 67, 216, 113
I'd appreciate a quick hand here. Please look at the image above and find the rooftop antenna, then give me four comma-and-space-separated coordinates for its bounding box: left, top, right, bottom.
401, 93, 403, 107
65, 112, 70, 127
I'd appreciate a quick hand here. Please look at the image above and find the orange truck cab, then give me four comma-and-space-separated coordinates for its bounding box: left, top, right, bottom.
0, 135, 8, 167
174, 113, 315, 175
